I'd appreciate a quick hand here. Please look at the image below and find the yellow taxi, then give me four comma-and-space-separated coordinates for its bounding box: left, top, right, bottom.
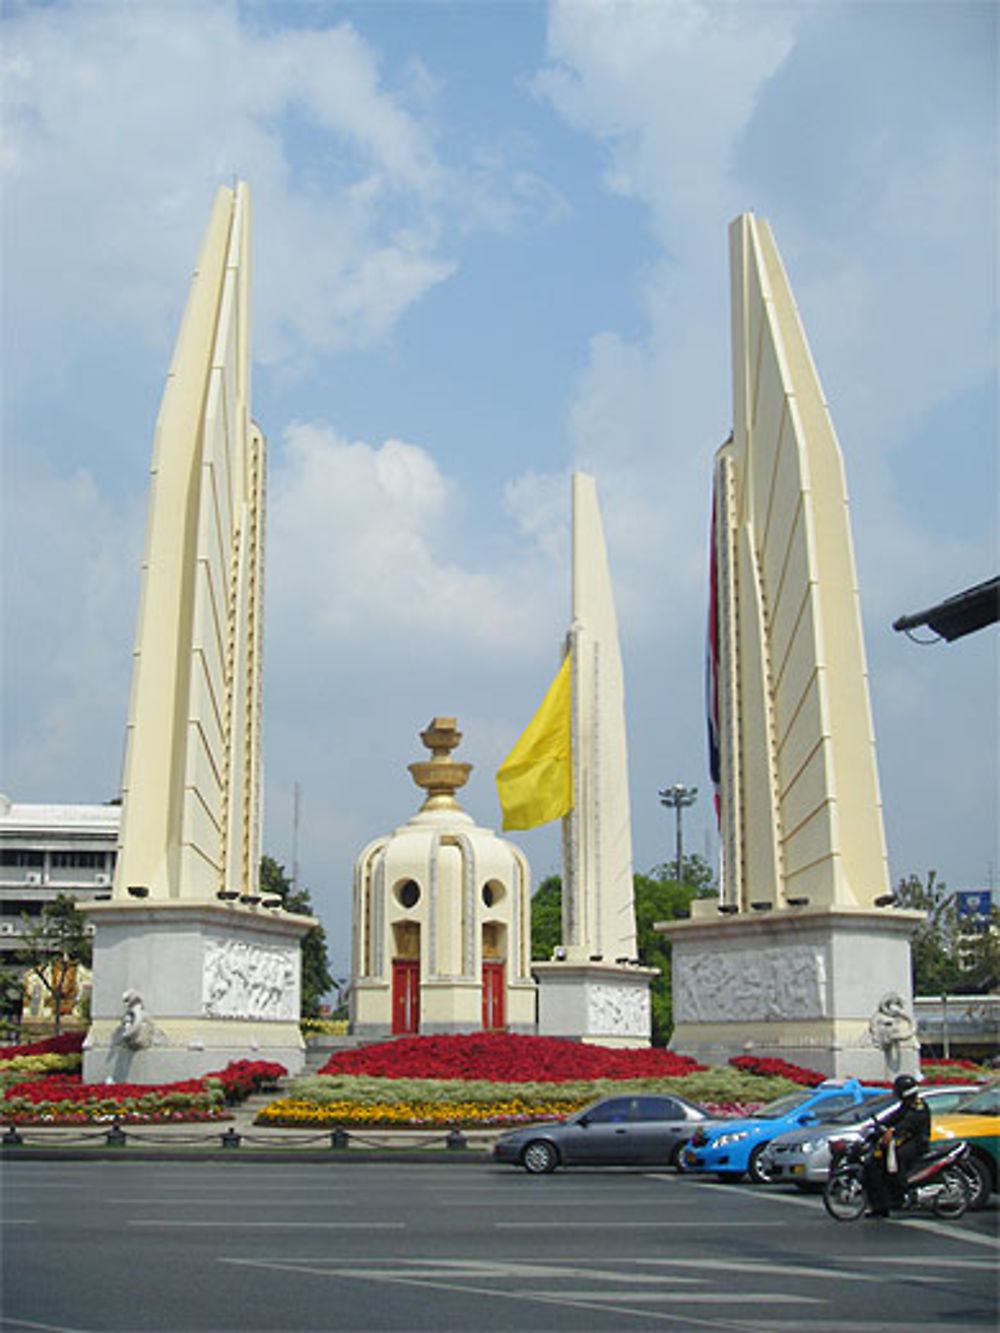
931, 1080, 998, 1209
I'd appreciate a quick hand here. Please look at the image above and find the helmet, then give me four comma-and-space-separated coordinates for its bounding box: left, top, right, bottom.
893, 1074, 919, 1099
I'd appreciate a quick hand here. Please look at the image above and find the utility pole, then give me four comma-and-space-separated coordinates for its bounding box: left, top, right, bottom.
659, 784, 698, 884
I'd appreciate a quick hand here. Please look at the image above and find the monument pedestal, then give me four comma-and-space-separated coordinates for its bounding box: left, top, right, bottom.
661, 905, 924, 1080
82, 901, 314, 1084
533, 959, 656, 1048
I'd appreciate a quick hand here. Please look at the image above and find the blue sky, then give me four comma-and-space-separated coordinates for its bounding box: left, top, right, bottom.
2, 0, 997, 976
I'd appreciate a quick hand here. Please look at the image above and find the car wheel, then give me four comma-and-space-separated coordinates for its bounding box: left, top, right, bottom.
959, 1153, 993, 1211
522, 1140, 558, 1174
670, 1142, 688, 1172
747, 1144, 773, 1185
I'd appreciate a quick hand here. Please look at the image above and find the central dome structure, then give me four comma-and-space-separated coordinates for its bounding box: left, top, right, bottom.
350, 718, 536, 1038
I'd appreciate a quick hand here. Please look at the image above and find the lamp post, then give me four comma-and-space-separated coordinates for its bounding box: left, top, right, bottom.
659, 784, 698, 883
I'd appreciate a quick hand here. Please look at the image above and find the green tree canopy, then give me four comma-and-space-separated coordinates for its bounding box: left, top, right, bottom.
260, 856, 334, 1019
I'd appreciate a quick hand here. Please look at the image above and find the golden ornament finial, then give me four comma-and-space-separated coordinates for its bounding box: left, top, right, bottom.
408, 717, 472, 811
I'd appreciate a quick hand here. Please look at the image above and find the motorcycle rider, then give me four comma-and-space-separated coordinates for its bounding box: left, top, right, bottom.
863, 1073, 931, 1217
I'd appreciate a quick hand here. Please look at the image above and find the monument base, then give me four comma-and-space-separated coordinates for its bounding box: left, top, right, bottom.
533, 960, 657, 1048
661, 905, 923, 1081
81, 900, 314, 1084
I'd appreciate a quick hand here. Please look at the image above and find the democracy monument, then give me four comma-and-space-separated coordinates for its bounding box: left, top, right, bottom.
77, 181, 918, 1079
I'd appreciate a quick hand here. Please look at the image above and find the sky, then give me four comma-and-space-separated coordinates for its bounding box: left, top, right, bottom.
2, 0, 997, 978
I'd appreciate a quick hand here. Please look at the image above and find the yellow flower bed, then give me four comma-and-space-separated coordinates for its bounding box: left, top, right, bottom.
257, 1096, 584, 1129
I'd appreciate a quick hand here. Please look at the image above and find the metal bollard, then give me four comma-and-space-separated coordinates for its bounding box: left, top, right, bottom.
105, 1121, 127, 1147
3, 1126, 24, 1147
220, 1127, 242, 1149
446, 1129, 467, 1150
329, 1128, 350, 1150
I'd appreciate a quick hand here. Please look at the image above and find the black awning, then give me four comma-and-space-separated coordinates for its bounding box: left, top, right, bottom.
893, 576, 1000, 642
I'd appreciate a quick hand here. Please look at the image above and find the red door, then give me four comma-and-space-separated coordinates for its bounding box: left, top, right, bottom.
482, 960, 505, 1030
392, 960, 420, 1034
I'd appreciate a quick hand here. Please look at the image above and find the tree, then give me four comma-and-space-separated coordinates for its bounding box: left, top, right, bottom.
647, 853, 718, 896
529, 869, 698, 1045
895, 870, 1000, 996
530, 874, 563, 961
260, 856, 334, 1019
15, 894, 93, 1034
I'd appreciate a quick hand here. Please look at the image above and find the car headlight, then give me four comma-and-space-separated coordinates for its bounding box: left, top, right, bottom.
714, 1130, 749, 1147
797, 1140, 822, 1154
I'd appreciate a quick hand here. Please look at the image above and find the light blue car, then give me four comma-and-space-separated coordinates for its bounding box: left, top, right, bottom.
680, 1079, 885, 1183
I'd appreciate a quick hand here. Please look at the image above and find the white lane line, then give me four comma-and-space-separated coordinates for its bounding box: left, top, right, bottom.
495, 1219, 787, 1228
851, 1254, 999, 1269
131, 1219, 403, 1229
633, 1257, 878, 1283
217, 1258, 797, 1332
888, 1216, 1000, 1248
530, 1292, 823, 1305
0, 1320, 94, 1333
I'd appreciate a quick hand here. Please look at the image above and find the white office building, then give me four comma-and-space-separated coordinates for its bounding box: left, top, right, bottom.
0, 796, 119, 959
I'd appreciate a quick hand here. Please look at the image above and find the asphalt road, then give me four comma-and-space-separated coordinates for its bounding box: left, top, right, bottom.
2, 1158, 997, 1333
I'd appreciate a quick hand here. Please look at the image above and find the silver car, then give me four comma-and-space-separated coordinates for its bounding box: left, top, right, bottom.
760, 1084, 977, 1187
492, 1092, 724, 1173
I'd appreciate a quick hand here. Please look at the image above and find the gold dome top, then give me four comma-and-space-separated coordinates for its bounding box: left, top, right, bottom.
407, 717, 472, 812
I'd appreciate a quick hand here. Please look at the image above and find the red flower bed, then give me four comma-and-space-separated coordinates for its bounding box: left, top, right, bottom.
319, 1033, 704, 1082
0, 1032, 85, 1059
728, 1054, 825, 1086
5, 1076, 209, 1105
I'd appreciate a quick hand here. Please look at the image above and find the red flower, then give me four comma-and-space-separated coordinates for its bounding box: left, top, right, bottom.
319, 1034, 704, 1082
728, 1055, 825, 1086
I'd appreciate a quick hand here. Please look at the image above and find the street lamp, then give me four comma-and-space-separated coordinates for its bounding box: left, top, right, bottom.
659, 784, 698, 883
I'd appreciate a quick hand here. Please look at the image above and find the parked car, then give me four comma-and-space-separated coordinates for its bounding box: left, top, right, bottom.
760, 1084, 979, 1189
492, 1092, 724, 1173
680, 1079, 884, 1183
931, 1080, 999, 1209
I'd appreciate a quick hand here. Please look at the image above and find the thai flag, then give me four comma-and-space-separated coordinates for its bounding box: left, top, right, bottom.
706, 485, 721, 825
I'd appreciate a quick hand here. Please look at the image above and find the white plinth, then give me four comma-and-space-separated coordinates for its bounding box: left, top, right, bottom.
660, 906, 923, 1080
81, 900, 314, 1084
533, 960, 656, 1048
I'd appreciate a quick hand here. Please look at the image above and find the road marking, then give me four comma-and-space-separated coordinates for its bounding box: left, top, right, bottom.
852, 1254, 998, 1269
530, 1291, 823, 1305
494, 1219, 788, 1228
634, 1257, 878, 1283
854, 1220, 1000, 1249
217, 1258, 804, 1332
132, 1219, 403, 1229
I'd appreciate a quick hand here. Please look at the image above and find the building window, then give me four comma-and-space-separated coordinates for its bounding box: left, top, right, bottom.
50, 851, 107, 869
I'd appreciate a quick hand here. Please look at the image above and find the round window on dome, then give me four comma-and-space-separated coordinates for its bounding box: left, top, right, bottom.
395, 879, 421, 909
482, 881, 505, 909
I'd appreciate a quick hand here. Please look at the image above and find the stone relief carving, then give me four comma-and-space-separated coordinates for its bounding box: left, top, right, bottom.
587, 982, 650, 1036
202, 939, 298, 1021
867, 991, 916, 1050
674, 946, 827, 1023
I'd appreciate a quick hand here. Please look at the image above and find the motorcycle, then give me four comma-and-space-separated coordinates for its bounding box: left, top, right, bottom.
823, 1129, 971, 1221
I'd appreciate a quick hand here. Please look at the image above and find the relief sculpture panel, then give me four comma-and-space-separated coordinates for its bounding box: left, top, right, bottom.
202, 938, 298, 1021
674, 946, 827, 1023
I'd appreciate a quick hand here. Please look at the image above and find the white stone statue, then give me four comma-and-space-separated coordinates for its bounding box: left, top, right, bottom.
868, 991, 916, 1050
118, 989, 154, 1050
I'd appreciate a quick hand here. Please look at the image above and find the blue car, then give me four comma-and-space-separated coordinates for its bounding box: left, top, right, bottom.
681, 1079, 884, 1183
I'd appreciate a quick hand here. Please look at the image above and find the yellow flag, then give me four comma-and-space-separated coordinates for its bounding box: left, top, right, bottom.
496, 654, 573, 830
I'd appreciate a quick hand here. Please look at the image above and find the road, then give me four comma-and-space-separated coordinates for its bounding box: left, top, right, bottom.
2, 1158, 997, 1332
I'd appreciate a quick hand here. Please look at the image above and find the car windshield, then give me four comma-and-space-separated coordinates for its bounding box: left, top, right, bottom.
823, 1094, 893, 1125
754, 1092, 813, 1120
951, 1082, 999, 1116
